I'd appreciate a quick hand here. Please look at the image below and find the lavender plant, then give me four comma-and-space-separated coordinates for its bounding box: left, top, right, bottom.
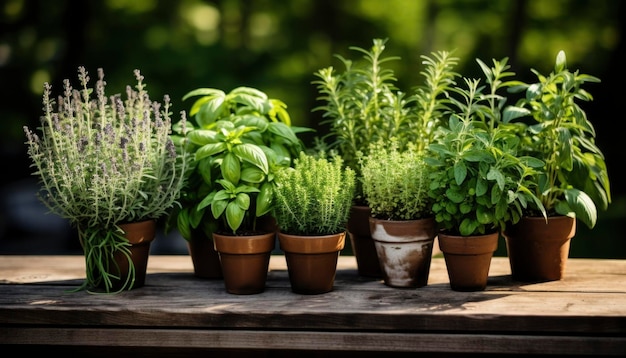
23, 67, 188, 293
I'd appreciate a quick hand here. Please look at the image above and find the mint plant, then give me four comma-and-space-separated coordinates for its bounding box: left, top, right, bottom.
503, 51, 611, 229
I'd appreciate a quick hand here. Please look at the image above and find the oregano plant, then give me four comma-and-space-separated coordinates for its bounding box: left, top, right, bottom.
426, 58, 545, 236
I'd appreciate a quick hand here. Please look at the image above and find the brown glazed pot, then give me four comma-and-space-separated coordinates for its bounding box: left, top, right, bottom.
438, 231, 499, 292
278, 231, 346, 294
106, 219, 156, 291
368, 217, 437, 288
213, 232, 275, 295
503, 215, 576, 282
348, 205, 383, 278
186, 229, 223, 279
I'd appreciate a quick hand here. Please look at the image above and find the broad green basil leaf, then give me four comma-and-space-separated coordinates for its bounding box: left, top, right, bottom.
225, 201, 245, 232
233, 143, 269, 174
222, 152, 241, 184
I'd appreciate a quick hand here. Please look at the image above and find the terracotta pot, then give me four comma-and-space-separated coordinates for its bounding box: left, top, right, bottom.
116, 220, 156, 288
213, 232, 275, 295
438, 231, 499, 292
278, 231, 345, 294
186, 229, 223, 279
503, 215, 576, 282
83, 219, 156, 292
369, 217, 437, 288
348, 205, 383, 278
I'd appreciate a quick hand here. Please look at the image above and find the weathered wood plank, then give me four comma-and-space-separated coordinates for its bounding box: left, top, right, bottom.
1, 255, 625, 355
1, 327, 625, 355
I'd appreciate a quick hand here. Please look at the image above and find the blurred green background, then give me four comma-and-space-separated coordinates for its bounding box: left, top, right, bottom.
1, 0, 624, 257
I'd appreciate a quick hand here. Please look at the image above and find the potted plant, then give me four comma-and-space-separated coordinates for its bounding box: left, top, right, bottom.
426, 57, 545, 291
23, 67, 188, 293
312, 38, 458, 277
359, 139, 436, 288
169, 86, 311, 294
501, 51, 611, 282
272, 152, 355, 294
167, 86, 302, 278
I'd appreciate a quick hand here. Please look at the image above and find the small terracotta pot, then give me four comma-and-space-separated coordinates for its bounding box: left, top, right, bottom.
503, 216, 576, 282
438, 231, 499, 292
186, 229, 223, 279
369, 217, 437, 288
213, 232, 275, 295
85, 219, 156, 292
348, 205, 383, 278
116, 220, 156, 289
278, 231, 345, 294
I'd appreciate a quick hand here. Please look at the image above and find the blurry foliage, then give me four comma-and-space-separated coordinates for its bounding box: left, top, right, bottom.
0, 0, 624, 252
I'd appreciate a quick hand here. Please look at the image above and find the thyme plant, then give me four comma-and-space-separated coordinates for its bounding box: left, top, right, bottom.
23, 67, 188, 293
272, 152, 355, 236
360, 140, 431, 221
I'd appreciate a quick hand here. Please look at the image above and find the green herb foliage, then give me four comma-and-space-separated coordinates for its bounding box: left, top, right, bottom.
360, 140, 431, 221
312, 38, 458, 202
171, 87, 312, 236
273, 152, 355, 236
503, 51, 610, 229
23, 67, 188, 292
412, 51, 460, 152
426, 58, 545, 236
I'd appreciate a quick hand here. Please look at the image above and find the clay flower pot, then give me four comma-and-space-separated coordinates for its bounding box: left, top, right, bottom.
348, 205, 383, 278
186, 229, 223, 279
84, 219, 156, 292
213, 232, 275, 295
503, 215, 576, 282
438, 231, 499, 292
369, 217, 437, 288
278, 231, 346, 294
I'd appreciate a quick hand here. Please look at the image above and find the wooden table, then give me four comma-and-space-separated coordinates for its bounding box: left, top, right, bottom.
1, 255, 625, 357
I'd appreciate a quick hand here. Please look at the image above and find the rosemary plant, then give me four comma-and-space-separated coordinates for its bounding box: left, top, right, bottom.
411, 50, 460, 152
23, 67, 188, 293
272, 152, 355, 236
312, 38, 405, 203
312, 38, 458, 202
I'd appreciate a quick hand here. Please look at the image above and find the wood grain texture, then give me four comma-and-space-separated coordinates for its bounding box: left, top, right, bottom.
1, 255, 625, 356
